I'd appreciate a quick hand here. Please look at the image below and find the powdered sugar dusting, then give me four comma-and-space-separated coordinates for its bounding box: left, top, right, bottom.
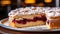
46, 7, 60, 17
9, 7, 60, 17
9, 7, 44, 17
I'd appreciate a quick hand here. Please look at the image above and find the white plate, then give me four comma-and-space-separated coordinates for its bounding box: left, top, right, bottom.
0, 18, 60, 32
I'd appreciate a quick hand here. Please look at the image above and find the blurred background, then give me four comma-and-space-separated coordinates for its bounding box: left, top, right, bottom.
0, 0, 60, 20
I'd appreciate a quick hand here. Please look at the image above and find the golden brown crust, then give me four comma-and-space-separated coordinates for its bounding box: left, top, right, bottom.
46, 18, 60, 29
50, 16, 60, 19
46, 22, 60, 29
9, 12, 45, 28
9, 22, 17, 28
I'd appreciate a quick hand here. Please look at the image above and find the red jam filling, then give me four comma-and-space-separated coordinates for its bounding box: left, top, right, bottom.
12, 15, 47, 24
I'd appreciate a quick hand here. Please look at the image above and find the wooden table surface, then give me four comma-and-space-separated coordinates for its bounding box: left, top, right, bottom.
0, 26, 60, 34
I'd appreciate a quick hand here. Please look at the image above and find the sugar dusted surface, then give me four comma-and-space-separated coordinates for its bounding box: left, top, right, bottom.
45, 7, 60, 17
8, 7, 45, 17
9, 7, 60, 20
9, 7, 60, 17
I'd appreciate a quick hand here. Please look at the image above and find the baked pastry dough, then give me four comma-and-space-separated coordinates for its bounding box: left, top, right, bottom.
9, 7, 60, 29
8, 7, 46, 28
